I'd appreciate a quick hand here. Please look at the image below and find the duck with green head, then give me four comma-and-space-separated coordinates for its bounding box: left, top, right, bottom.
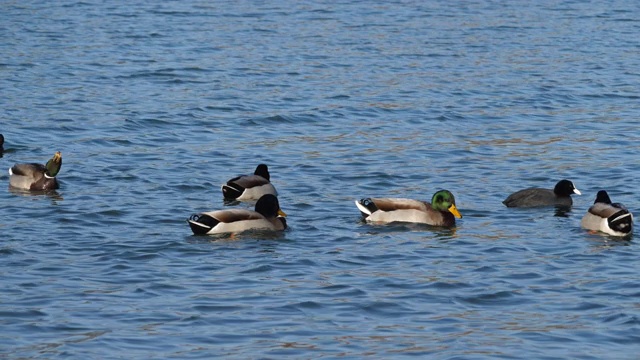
355, 190, 462, 227
9, 151, 62, 191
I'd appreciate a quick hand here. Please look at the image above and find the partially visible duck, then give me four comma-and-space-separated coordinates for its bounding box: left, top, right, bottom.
581, 190, 633, 237
9, 151, 62, 191
221, 164, 277, 201
188, 194, 287, 235
503, 179, 581, 208
355, 189, 462, 227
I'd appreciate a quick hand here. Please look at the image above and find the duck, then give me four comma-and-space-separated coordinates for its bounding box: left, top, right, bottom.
581, 190, 633, 237
9, 151, 62, 191
221, 164, 277, 201
0, 133, 4, 152
188, 194, 287, 235
355, 189, 462, 227
502, 179, 581, 208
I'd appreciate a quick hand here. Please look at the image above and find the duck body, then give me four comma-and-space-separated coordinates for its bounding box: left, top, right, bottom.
9, 152, 62, 191
221, 164, 277, 201
188, 209, 287, 235
581, 190, 633, 237
355, 190, 462, 227
503, 179, 581, 208
188, 194, 286, 235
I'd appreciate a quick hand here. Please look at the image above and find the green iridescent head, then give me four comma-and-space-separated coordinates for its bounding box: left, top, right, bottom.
45, 151, 62, 177
431, 190, 462, 218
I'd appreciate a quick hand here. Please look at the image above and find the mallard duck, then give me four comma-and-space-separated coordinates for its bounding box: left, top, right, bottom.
355, 189, 462, 227
188, 194, 287, 235
502, 179, 581, 208
581, 190, 633, 237
221, 164, 277, 201
9, 151, 62, 191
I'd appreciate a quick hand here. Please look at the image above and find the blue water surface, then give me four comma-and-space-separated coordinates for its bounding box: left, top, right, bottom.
1, 0, 640, 358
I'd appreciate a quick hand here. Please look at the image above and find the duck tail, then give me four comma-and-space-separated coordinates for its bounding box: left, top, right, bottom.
608, 209, 633, 235
355, 198, 378, 216
187, 214, 219, 235
221, 183, 244, 200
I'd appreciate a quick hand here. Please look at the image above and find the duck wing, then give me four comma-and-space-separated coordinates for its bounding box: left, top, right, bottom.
369, 198, 429, 212
588, 202, 626, 219
227, 174, 270, 188
10, 163, 46, 178
203, 209, 266, 223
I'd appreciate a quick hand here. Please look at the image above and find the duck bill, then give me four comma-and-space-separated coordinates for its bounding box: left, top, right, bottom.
448, 204, 462, 218
573, 188, 582, 195
278, 209, 287, 217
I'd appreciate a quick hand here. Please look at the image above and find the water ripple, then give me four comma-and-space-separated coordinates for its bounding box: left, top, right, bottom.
2, 0, 640, 359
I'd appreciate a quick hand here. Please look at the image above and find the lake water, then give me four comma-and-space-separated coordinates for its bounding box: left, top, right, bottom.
2, 0, 640, 358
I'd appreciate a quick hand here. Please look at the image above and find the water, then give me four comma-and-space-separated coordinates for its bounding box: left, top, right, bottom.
2, 0, 640, 358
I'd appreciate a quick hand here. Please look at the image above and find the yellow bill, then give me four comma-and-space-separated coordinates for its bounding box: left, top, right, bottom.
448, 204, 462, 218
